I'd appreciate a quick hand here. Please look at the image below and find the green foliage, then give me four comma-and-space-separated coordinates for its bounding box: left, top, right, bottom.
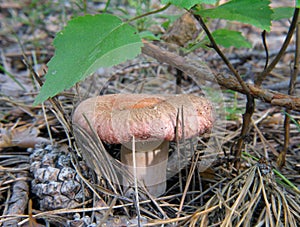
272, 7, 294, 20
33, 0, 296, 104
164, 0, 219, 9
34, 14, 142, 105
139, 31, 160, 41
197, 0, 273, 31
210, 29, 252, 48
161, 0, 216, 10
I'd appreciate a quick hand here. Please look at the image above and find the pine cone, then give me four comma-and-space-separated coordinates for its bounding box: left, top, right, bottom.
29, 144, 92, 211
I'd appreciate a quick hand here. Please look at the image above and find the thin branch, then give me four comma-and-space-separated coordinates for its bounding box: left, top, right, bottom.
255, 8, 299, 86
193, 14, 257, 169
141, 40, 300, 111
194, 14, 251, 95
128, 3, 171, 23
278, 16, 300, 168
233, 94, 255, 170
261, 30, 269, 71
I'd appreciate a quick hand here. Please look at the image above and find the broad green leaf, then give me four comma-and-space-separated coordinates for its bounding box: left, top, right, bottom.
272, 7, 294, 20
34, 14, 143, 105
297, 0, 300, 8
161, 0, 217, 10
210, 29, 252, 48
197, 0, 273, 31
202, 0, 218, 4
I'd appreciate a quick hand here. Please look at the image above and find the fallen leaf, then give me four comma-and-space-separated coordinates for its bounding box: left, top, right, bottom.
0, 125, 50, 148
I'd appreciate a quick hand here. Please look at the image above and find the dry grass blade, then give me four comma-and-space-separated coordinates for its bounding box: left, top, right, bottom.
73, 123, 123, 195
274, 185, 298, 226
178, 162, 300, 226
221, 167, 256, 227
236, 173, 262, 226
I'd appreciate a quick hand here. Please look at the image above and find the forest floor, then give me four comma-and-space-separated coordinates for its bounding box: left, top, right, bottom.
0, 1, 299, 226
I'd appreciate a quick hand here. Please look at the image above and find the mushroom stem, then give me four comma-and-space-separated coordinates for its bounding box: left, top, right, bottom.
120, 140, 169, 197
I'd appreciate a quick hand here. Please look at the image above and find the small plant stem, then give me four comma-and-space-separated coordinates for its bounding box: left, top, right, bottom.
261, 30, 269, 70
233, 95, 255, 170
194, 14, 251, 95
128, 3, 171, 23
255, 8, 299, 86
103, 0, 111, 13
278, 16, 300, 168
83, 0, 87, 14
194, 14, 255, 170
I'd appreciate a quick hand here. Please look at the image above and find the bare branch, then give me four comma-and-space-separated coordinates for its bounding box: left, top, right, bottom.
142, 41, 300, 112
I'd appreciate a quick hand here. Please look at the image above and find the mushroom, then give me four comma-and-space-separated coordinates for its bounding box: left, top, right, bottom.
72, 94, 213, 196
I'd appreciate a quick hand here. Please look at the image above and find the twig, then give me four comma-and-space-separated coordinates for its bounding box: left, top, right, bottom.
278, 15, 300, 168
261, 30, 269, 71
141, 41, 300, 111
232, 95, 255, 170
193, 14, 257, 169
194, 14, 251, 95
128, 3, 171, 23
255, 8, 300, 86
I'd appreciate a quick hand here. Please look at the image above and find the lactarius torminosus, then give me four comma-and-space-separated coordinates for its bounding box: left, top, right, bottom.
73, 94, 213, 196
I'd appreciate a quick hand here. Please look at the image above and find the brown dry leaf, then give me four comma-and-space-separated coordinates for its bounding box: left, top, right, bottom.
200, 167, 215, 180
162, 12, 201, 47
261, 113, 283, 126
0, 125, 50, 148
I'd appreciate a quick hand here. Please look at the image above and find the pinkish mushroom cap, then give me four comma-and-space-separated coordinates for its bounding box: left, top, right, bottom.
72, 94, 213, 144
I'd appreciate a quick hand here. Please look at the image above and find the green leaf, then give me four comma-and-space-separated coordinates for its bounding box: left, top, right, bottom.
34, 14, 143, 105
272, 7, 294, 20
297, 0, 300, 8
197, 0, 273, 31
139, 31, 160, 41
210, 29, 252, 48
202, 0, 218, 4
161, 0, 216, 10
